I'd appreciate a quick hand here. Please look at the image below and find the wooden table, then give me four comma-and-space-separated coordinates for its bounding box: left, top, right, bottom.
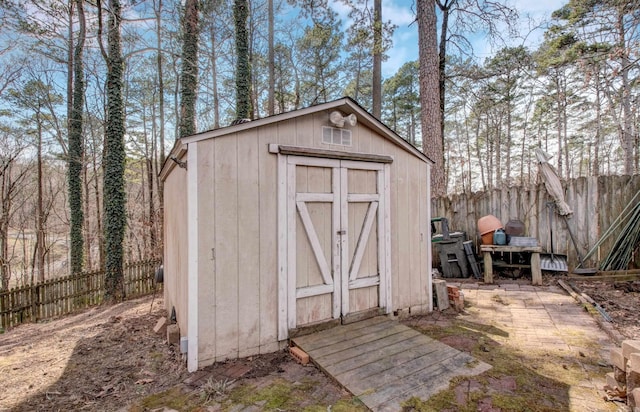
480, 245, 543, 286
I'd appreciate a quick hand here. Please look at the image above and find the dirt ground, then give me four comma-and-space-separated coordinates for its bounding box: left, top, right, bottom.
0, 295, 359, 412
570, 278, 640, 340
0, 278, 638, 411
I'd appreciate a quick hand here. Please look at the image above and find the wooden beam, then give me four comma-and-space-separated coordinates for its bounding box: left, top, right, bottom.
274, 144, 394, 164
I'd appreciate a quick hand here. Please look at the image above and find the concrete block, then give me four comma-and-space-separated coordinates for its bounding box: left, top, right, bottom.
628, 369, 640, 393
433, 279, 449, 311
622, 340, 640, 360
630, 387, 640, 408
611, 347, 627, 371
167, 324, 180, 345
615, 366, 627, 384
289, 346, 309, 365
606, 372, 624, 389
153, 316, 168, 335
631, 353, 640, 373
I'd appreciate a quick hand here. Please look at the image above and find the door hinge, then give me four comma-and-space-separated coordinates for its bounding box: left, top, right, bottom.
337, 230, 346, 235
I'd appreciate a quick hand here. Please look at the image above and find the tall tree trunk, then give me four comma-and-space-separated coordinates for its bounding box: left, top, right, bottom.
179, 0, 200, 138
69, 0, 86, 275
100, 0, 126, 301
155, 0, 166, 162
235, 0, 251, 119
209, 15, 220, 128
617, 8, 633, 175
555, 73, 563, 178
36, 113, 45, 283
593, 72, 601, 176
82, 160, 92, 269
268, 0, 275, 116
155, 0, 165, 257
93, 148, 104, 269
436, 0, 449, 153
372, 0, 382, 118
0, 169, 9, 289
417, 0, 445, 196
505, 75, 512, 185
474, 116, 486, 190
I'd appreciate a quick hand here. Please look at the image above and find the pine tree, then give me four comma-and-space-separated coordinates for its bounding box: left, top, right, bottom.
179, 0, 199, 138
417, 0, 445, 196
68, 0, 86, 275
235, 0, 251, 119
100, 0, 126, 301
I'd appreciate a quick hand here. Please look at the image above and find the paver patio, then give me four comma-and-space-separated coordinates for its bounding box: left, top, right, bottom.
448, 280, 617, 412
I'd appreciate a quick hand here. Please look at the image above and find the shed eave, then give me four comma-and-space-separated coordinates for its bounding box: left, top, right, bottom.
179, 97, 434, 165
159, 141, 188, 182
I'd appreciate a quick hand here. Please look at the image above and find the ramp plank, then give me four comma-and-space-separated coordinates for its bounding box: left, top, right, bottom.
291, 316, 491, 412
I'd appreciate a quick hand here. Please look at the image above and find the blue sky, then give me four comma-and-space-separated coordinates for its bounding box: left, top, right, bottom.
331, 0, 565, 77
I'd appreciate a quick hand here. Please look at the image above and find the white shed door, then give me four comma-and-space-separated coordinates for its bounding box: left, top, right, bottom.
284, 156, 390, 332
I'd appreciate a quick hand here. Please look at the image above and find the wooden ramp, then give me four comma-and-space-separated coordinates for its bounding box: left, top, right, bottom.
291, 316, 491, 412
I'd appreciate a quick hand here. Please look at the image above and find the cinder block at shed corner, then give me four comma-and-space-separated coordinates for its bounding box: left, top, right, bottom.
629, 369, 640, 393
433, 279, 449, 311
166, 324, 180, 345
615, 366, 627, 384
611, 347, 627, 371
629, 387, 640, 408
606, 372, 623, 389
631, 353, 640, 373
622, 340, 640, 360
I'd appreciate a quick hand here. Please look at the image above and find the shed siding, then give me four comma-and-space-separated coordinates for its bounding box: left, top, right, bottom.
236, 128, 261, 358
196, 140, 216, 365
257, 124, 280, 353
163, 162, 189, 337
171, 106, 430, 368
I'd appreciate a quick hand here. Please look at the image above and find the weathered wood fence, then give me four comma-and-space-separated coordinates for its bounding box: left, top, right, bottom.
432, 175, 640, 270
0, 259, 162, 330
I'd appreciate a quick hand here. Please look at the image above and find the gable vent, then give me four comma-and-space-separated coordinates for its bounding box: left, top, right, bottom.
322, 126, 352, 147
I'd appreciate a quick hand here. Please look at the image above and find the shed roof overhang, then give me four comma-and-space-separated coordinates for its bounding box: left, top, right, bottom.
159, 97, 433, 181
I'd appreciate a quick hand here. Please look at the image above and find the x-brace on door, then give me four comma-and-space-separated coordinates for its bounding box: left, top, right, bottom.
278, 155, 391, 339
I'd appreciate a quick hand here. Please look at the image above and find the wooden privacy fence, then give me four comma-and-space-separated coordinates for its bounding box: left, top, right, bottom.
431, 175, 640, 270
0, 259, 162, 330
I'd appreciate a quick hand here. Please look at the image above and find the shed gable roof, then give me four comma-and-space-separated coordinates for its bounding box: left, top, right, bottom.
161, 97, 432, 180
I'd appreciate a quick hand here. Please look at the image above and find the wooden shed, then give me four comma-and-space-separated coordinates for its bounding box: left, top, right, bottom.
160, 98, 433, 372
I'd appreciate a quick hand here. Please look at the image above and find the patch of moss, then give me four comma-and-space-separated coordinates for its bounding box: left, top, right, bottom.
301, 397, 367, 412
491, 393, 537, 411
328, 397, 368, 412
221, 377, 368, 411
129, 386, 201, 412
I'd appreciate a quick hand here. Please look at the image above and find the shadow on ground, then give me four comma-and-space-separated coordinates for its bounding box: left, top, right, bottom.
6, 297, 362, 412
403, 314, 616, 412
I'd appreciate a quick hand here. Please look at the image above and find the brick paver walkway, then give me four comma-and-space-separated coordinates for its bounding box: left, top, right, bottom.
448, 281, 618, 412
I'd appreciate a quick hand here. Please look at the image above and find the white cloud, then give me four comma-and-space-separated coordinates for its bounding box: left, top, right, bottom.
512, 0, 563, 16
383, 0, 415, 26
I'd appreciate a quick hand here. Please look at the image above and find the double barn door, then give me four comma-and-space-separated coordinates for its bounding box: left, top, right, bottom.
281, 155, 391, 335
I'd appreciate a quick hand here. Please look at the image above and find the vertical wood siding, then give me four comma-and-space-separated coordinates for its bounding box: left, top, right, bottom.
163, 164, 189, 336
431, 175, 640, 268
167, 108, 431, 367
